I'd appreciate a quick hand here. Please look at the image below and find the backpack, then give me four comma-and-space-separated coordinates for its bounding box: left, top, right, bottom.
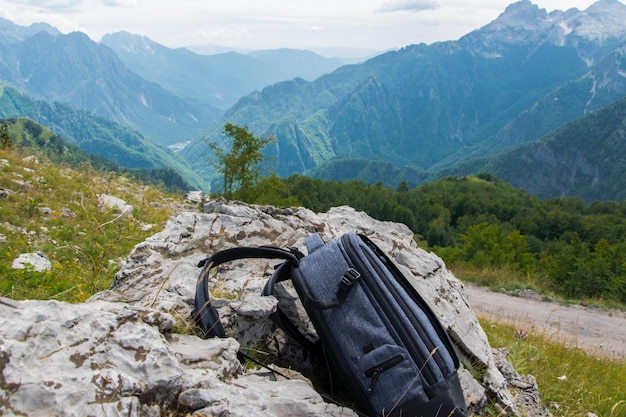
194, 231, 468, 417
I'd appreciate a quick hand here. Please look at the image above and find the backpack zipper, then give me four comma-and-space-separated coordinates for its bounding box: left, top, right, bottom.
340, 234, 439, 387
362, 237, 454, 375
364, 354, 404, 394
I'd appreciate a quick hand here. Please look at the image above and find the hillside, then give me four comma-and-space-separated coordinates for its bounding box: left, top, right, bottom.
0, 134, 183, 302
309, 93, 626, 202
2, 140, 624, 416
1, 117, 193, 192
0, 82, 207, 190
434, 95, 626, 201
183, 0, 626, 199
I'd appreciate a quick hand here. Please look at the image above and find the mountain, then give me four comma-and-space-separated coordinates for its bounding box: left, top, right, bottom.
248, 48, 347, 83
181, 0, 626, 197
0, 80, 206, 189
0, 17, 59, 44
311, 93, 626, 202
0, 21, 221, 147
434, 95, 626, 202
0, 117, 191, 192
101, 32, 346, 110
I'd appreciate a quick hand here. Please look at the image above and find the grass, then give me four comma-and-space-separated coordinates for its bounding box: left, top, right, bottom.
450, 262, 544, 292
0, 147, 177, 302
480, 317, 626, 417
449, 261, 626, 311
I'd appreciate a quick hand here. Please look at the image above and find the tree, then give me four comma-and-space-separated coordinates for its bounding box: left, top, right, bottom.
1, 122, 13, 150
209, 123, 276, 199
396, 180, 409, 193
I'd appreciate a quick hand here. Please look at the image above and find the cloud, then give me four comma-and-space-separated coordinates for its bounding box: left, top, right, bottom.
6, 0, 83, 11
196, 28, 252, 40
101, 0, 137, 7
378, 0, 439, 13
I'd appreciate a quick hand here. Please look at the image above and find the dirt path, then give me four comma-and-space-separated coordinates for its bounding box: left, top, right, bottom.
463, 283, 626, 360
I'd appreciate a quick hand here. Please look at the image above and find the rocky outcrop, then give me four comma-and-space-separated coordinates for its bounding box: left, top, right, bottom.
0, 198, 551, 416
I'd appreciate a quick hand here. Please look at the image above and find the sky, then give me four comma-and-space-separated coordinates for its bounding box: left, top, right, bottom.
0, 0, 611, 55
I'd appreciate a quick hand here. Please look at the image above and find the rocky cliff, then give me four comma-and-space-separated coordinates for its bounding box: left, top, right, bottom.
0, 198, 551, 416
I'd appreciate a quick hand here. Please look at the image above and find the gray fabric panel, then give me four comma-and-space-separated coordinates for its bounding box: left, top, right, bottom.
347, 232, 456, 376
305, 233, 326, 254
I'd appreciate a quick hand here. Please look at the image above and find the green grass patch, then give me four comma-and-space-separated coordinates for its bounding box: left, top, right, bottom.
0, 148, 177, 302
481, 318, 626, 417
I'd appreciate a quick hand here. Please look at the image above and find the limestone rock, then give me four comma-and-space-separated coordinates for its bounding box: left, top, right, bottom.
0, 199, 552, 416
98, 194, 133, 215
0, 187, 10, 199
493, 348, 553, 417
93, 199, 532, 414
11, 251, 51, 272
185, 190, 205, 204
0, 297, 240, 416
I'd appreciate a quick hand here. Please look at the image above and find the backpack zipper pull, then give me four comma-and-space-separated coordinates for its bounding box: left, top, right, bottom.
368, 368, 383, 394
365, 354, 404, 395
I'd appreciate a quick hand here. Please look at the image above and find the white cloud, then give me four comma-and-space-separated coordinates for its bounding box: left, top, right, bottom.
196, 28, 252, 40
6, 0, 83, 11
378, 0, 439, 13
101, 0, 137, 7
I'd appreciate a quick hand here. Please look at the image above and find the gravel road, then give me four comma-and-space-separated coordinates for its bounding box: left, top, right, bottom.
463, 283, 626, 360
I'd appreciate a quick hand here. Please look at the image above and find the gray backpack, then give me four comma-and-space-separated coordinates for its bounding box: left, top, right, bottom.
194, 231, 467, 417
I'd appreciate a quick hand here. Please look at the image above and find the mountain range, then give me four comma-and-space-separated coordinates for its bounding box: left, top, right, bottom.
182, 0, 626, 191
1, 1, 626, 201
0, 18, 222, 147
101, 32, 350, 111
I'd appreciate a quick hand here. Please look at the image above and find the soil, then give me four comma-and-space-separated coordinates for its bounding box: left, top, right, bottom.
463, 283, 626, 361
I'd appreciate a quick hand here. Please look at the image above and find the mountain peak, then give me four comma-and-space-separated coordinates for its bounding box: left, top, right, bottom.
465, 1, 552, 45
501, 0, 544, 18
0, 17, 60, 44
101, 31, 159, 55
586, 0, 626, 13
576, 0, 626, 40
465, 0, 626, 48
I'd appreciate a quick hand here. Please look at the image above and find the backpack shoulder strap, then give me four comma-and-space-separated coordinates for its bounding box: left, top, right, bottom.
194, 245, 300, 339
261, 233, 338, 353
262, 261, 321, 352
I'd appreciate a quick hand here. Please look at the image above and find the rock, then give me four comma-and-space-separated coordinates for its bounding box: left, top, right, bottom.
98, 194, 133, 215
185, 190, 205, 204
179, 376, 354, 416
0, 298, 242, 417
11, 179, 32, 190
21, 155, 39, 165
493, 348, 553, 417
38, 206, 53, 216
0, 187, 10, 199
11, 251, 52, 272
61, 207, 77, 218
0, 200, 551, 416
